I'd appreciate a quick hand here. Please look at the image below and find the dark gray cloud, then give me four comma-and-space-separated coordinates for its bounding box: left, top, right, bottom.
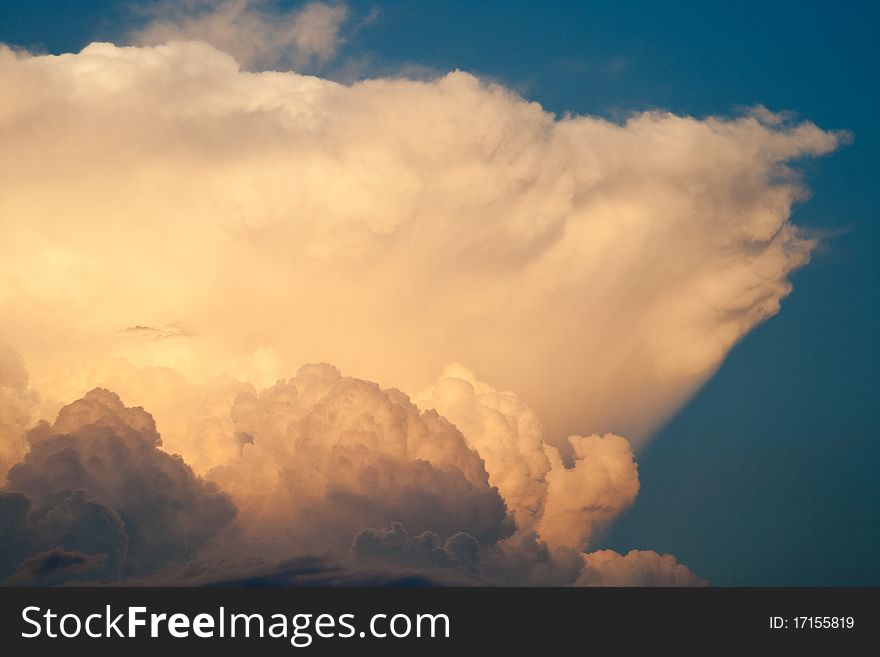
349, 522, 585, 586
1, 388, 236, 583
205, 555, 444, 588
123, 324, 194, 340
0, 489, 126, 583
352, 521, 479, 572
7, 547, 110, 586
0, 491, 33, 579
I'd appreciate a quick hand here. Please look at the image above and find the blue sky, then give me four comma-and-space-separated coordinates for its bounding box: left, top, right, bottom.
1, 0, 877, 585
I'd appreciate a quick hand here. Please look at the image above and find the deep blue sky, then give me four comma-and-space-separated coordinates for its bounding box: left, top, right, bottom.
1, 0, 877, 585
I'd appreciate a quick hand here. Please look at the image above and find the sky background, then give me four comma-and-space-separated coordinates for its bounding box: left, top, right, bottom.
1, 0, 877, 585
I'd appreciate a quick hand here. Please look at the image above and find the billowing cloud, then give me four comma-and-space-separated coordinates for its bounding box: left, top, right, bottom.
577, 550, 707, 587
0, 359, 700, 586
417, 365, 638, 549
1, 389, 236, 582
0, 40, 841, 452
415, 365, 552, 533
0, 28, 843, 587
0, 488, 124, 584
133, 1, 351, 70
23, 357, 257, 475
208, 364, 514, 555
346, 523, 705, 587
539, 434, 638, 549
352, 521, 480, 573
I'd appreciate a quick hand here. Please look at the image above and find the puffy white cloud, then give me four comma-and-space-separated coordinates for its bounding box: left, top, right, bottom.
133, 1, 351, 70
0, 40, 841, 452
577, 549, 707, 587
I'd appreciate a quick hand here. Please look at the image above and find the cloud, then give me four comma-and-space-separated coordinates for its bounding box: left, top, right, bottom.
23, 357, 258, 475
0, 40, 842, 453
172, 540, 706, 587
7, 547, 111, 586
538, 434, 638, 549
478, 530, 587, 586
0, 360, 700, 586
0, 489, 128, 584
415, 365, 552, 534
577, 550, 708, 587
352, 521, 480, 573
123, 323, 195, 340
0, 33, 844, 586
0, 345, 36, 483
207, 364, 514, 555
417, 365, 639, 550
2, 389, 236, 581
0, 491, 36, 579
166, 554, 445, 587
133, 1, 351, 70
346, 523, 705, 586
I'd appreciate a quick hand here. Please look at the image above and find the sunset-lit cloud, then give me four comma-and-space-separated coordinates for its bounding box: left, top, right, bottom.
1, 388, 236, 583
0, 376, 699, 586
133, 1, 352, 70
0, 39, 841, 449
208, 363, 514, 556
577, 549, 707, 587
0, 28, 843, 586
416, 365, 639, 549
0, 345, 34, 482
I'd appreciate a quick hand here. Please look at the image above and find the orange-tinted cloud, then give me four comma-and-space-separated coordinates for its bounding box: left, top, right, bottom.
0, 31, 843, 586
0, 40, 842, 450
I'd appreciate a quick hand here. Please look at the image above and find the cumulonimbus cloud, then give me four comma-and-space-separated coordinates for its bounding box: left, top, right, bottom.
0, 32, 843, 586
0, 40, 842, 451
